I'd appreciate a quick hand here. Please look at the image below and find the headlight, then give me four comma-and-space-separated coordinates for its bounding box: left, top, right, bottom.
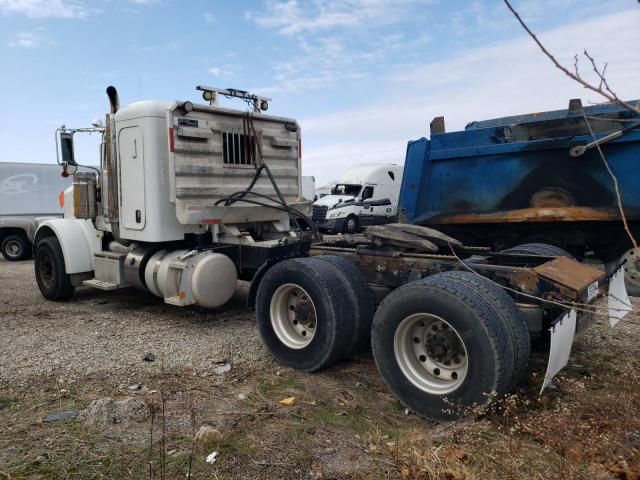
329, 212, 339, 218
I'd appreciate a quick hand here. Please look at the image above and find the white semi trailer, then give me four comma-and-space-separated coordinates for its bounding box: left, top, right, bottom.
34, 86, 630, 420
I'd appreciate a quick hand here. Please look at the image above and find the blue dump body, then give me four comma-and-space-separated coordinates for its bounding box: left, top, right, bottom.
400, 101, 640, 232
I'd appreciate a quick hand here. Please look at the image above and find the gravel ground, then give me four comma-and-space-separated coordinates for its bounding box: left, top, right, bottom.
1, 256, 640, 479
0, 257, 266, 385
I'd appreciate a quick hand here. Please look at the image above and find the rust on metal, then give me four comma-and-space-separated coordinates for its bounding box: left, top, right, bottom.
533, 256, 604, 293
431, 206, 620, 225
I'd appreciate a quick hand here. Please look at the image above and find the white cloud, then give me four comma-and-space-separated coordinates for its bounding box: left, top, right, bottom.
208, 66, 233, 77
0, 0, 88, 18
7, 30, 41, 48
246, 0, 427, 36
299, 9, 640, 184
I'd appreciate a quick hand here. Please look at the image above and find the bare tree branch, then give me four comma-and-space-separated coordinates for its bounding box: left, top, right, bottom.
503, 0, 640, 116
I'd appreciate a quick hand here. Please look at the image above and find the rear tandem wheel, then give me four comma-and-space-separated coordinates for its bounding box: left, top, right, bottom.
371, 272, 516, 420
255, 257, 357, 372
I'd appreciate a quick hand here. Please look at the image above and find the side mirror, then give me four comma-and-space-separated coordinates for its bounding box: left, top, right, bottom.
59, 132, 76, 166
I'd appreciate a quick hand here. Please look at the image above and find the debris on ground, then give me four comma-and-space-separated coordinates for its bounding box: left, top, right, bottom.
142, 352, 156, 362
43, 410, 79, 422
205, 451, 219, 464
212, 361, 231, 375
194, 425, 223, 445
279, 396, 296, 407
77, 397, 150, 443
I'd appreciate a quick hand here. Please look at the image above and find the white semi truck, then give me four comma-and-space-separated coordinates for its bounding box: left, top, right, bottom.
33, 86, 630, 420
0, 162, 77, 261
312, 164, 403, 234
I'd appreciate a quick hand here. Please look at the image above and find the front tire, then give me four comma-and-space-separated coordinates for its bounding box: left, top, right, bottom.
34, 237, 75, 301
256, 257, 355, 372
371, 272, 515, 420
1, 234, 31, 261
342, 215, 359, 234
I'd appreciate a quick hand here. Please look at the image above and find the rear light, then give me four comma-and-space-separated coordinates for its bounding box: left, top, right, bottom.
169, 127, 175, 152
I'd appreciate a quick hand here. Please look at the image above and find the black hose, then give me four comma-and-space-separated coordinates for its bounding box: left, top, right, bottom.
215, 112, 318, 239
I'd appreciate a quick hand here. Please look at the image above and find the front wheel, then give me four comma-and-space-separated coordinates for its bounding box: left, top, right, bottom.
342, 215, 359, 234
371, 273, 515, 420
34, 237, 75, 301
1, 234, 32, 261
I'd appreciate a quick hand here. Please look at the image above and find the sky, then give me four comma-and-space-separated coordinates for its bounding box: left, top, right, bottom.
0, 0, 638, 186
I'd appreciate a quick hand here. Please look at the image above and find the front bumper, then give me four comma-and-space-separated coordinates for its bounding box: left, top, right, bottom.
313, 217, 346, 233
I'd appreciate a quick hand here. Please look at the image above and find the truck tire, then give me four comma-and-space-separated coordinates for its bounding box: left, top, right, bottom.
256, 257, 355, 372
34, 237, 75, 301
436, 271, 530, 390
343, 215, 359, 234
371, 272, 515, 420
315, 255, 374, 355
1, 234, 31, 261
502, 242, 575, 259
605, 247, 640, 297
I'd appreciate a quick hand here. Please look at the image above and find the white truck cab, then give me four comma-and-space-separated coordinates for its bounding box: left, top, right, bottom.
311, 164, 403, 233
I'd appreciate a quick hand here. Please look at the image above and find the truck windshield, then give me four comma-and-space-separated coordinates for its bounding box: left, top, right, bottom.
331, 184, 361, 196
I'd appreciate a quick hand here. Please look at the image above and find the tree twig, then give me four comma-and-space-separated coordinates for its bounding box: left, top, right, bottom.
582, 114, 639, 251
503, 0, 639, 254
502, 0, 640, 116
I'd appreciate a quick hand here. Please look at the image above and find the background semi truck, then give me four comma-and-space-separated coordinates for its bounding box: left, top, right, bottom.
0, 162, 74, 260
400, 99, 640, 294
32, 85, 627, 420
312, 164, 403, 233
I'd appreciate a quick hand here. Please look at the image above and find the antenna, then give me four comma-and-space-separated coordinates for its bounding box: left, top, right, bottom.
196, 85, 271, 113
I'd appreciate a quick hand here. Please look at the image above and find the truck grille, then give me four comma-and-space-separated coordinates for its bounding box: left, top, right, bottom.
312, 205, 328, 222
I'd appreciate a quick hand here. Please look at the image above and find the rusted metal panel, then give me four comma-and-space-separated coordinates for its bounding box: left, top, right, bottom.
533, 256, 604, 293
400, 101, 640, 228
430, 206, 621, 225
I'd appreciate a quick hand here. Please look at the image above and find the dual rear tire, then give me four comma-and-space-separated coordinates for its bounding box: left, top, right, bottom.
256, 256, 373, 372
256, 258, 528, 420
371, 271, 528, 419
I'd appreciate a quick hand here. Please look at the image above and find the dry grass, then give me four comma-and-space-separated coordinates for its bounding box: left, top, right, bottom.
1, 302, 639, 479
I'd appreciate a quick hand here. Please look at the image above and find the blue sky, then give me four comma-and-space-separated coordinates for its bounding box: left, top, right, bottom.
0, 0, 638, 185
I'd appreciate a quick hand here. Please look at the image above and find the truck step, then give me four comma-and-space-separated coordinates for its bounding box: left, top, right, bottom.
83, 279, 126, 291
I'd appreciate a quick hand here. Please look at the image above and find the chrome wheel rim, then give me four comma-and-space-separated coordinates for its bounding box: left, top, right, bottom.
622, 248, 640, 290
270, 283, 317, 349
5, 240, 21, 258
394, 313, 468, 395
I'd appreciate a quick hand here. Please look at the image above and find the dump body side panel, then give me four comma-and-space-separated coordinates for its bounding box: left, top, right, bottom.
399, 102, 640, 234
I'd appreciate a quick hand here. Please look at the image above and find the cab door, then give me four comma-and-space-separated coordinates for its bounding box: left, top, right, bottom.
118, 126, 146, 230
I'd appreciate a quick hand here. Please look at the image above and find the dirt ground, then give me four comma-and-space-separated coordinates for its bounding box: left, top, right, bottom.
1, 257, 639, 480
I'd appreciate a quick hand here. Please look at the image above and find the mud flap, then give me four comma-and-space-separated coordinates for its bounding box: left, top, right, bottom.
608, 266, 632, 327
540, 309, 576, 394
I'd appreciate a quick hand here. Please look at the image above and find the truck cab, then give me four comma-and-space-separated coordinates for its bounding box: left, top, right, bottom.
311, 164, 403, 233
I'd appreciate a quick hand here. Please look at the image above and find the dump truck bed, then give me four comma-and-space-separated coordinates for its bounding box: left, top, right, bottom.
400, 101, 640, 227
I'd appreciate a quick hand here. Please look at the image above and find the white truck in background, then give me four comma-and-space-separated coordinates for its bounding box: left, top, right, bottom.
0, 162, 74, 260
301, 176, 316, 203
311, 164, 403, 234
